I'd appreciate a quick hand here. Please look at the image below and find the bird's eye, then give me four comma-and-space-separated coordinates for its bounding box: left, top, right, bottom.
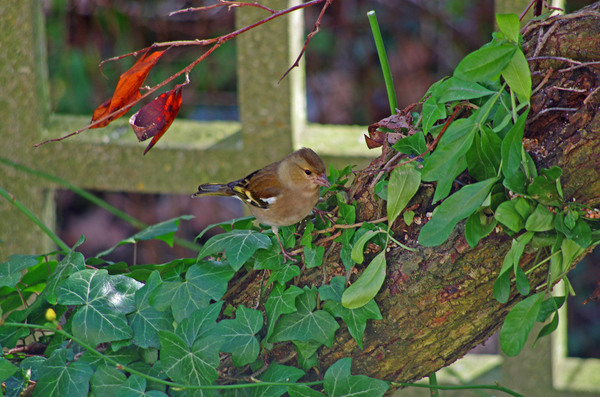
304, 169, 312, 175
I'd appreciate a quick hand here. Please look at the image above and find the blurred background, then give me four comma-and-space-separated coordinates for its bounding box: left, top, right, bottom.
44, 0, 599, 359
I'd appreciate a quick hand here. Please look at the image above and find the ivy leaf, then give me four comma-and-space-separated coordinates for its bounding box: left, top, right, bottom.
90, 365, 127, 397
501, 110, 529, 180
293, 340, 321, 370
454, 43, 517, 82
216, 305, 263, 367
496, 13, 520, 43
96, 216, 194, 257
320, 277, 382, 348
57, 269, 138, 345
269, 264, 301, 285
0, 255, 40, 288
288, 385, 326, 397
127, 271, 174, 349
433, 77, 496, 103
197, 229, 272, 270
418, 177, 498, 246
34, 349, 94, 397
0, 357, 18, 383
500, 292, 544, 356
252, 364, 305, 397
387, 163, 421, 226
158, 331, 220, 386
150, 261, 234, 323
502, 49, 532, 102
304, 245, 325, 268
115, 373, 147, 396
44, 249, 86, 305
270, 288, 339, 347
323, 358, 389, 397
177, 302, 223, 349
265, 284, 304, 341
342, 251, 386, 309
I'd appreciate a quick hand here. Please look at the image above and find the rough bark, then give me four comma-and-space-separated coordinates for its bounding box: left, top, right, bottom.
230, 3, 600, 386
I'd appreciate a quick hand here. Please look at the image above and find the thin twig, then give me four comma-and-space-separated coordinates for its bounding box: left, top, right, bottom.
558, 61, 600, 73
313, 216, 389, 235
279, 0, 333, 83
169, 1, 276, 16
35, 0, 329, 147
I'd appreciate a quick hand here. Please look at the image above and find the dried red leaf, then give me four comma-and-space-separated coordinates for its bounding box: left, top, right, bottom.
90, 47, 168, 128
129, 86, 183, 155
365, 104, 418, 149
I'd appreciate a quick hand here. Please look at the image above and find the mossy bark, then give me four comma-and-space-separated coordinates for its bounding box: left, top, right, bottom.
229, 3, 600, 387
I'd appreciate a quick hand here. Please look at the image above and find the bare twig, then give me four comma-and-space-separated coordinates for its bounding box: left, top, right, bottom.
35, 0, 329, 147
279, 0, 333, 83
169, 1, 276, 16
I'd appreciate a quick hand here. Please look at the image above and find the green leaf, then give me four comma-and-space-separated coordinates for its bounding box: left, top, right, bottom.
57, 270, 138, 345
392, 131, 427, 156
387, 164, 421, 226
320, 277, 382, 348
293, 340, 321, 370
466, 126, 501, 182
502, 49, 532, 102
177, 301, 223, 349
269, 264, 300, 285
43, 249, 86, 305
537, 296, 565, 322
496, 13, 520, 43
270, 288, 339, 347
535, 311, 559, 345
495, 199, 527, 233
252, 364, 305, 397
97, 216, 194, 257
525, 204, 555, 232
0, 255, 40, 288
158, 331, 220, 385
418, 177, 498, 246
338, 200, 356, 225
265, 284, 304, 341
34, 349, 94, 397
493, 271, 511, 303
323, 358, 389, 397
465, 211, 496, 248
431, 156, 467, 203
350, 230, 384, 264
127, 271, 174, 349
422, 118, 476, 183
421, 97, 447, 134
150, 261, 234, 322
561, 238, 586, 271
288, 385, 326, 397
515, 265, 530, 296
304, 245, 325, 268
342, 251, 386, 309
501, 110, 529, 179
499, 292, 544, 356
528, 175, 562, 206
217, 305, 263, 366
454, 43, 517, 82
498, 231, 534, 278
90, 365, 127, 397
0, 357, 18, 383
115, 373, 147, 396
197, 229, 272, 270
433, 77, 496, 103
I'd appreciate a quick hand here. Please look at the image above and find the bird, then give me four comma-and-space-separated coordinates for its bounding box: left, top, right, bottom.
193, 148, 330, 262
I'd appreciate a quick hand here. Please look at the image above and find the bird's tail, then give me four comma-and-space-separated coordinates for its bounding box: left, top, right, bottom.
192, 183, 233, 198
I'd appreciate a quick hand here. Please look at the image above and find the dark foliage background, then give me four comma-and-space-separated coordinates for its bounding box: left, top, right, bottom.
45, 0, 599, 359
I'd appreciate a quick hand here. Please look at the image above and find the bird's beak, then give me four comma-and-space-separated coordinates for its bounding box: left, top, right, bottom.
315, 173, 331, 188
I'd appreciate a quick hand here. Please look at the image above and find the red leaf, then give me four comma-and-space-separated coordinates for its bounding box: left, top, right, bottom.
90, 48, 168, 128
129, 86, 183, 155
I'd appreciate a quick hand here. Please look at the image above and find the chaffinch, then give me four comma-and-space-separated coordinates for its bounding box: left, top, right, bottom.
193, 148, 330, 261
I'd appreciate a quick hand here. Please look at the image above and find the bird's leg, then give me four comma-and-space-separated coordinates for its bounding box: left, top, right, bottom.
272, 226, 297, 263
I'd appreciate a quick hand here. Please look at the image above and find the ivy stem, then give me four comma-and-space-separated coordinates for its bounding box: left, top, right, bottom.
2, 322, 324, 391
0, 187, 70, 252
367, 10, 398, 114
